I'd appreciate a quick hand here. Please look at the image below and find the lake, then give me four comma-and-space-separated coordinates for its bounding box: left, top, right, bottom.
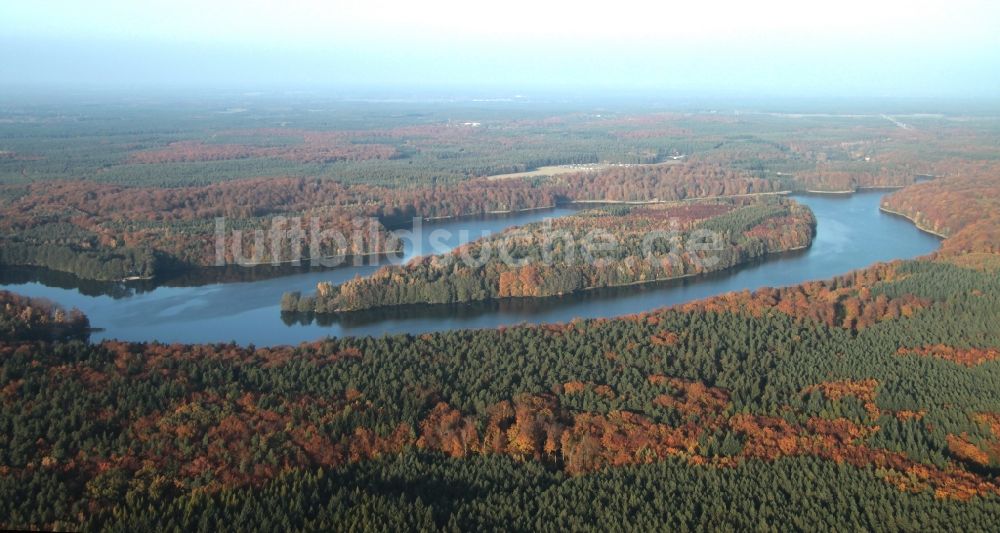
0, 191, 941, 345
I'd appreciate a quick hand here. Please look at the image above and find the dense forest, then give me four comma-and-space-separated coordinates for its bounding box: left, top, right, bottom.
286, 198, 814, 312
3, 103, 1000, 529
3, 168, 1000, 529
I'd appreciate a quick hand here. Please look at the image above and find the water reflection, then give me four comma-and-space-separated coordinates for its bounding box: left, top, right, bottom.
0, 267, 156, 299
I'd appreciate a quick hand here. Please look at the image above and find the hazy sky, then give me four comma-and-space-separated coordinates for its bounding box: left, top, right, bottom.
2, 0, 998, 97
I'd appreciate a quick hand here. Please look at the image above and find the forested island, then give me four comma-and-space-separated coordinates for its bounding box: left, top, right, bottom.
284, 197, 815, 313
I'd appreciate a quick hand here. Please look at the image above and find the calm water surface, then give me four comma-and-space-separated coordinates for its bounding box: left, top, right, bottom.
0, 192, 940, 345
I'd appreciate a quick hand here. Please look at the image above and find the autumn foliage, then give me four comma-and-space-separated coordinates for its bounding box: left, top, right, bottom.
298, 198, 816, 312
679, 262, 927, 330
801, 379, 881, 417
0, 157, 799, 280
549, 162, 784, 202
882, 165, 1000, 255
406, 389, 998, 500
0, 290, 88, 341
898, 345, 1000, 367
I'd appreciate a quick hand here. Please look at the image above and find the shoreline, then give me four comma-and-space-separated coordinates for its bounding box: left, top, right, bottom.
482, 159, 684, 181
857, 185, 906, 191
1, 248, 406, 288
567, 190, 793, 205
412, 204, 559, 223
10, 185, 947, 347
803, 189, 855, 195
226, 248, 403, 268
386, 189, 795, 223
878, 206, 949, 239
486, 205, 557, 215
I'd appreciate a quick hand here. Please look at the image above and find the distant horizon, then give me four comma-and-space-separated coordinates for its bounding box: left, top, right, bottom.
3, 1, 999, 101
2, 83, 999, 116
